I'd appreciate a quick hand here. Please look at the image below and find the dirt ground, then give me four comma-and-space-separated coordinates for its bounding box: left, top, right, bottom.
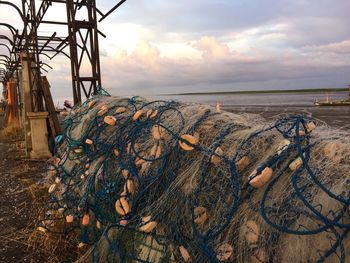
0, 115, 50, 262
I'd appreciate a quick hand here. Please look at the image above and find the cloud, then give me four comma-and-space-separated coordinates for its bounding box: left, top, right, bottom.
303, 40, 350, 54
194, 36, 231, 60
97, 37, 350, 96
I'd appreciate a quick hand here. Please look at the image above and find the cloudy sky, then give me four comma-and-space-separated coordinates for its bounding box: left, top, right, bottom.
1, 0, 350, 102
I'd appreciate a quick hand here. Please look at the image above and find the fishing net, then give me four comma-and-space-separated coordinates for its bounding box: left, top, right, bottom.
39, 94, 350, 263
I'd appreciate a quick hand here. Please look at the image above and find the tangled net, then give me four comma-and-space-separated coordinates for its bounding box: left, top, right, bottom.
40, 95, 350, 263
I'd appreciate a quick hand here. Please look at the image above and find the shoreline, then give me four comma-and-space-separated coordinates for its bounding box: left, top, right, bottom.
167, 87, 348, 96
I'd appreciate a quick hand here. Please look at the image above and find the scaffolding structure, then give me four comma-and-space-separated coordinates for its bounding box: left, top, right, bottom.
0, 0, 127, 157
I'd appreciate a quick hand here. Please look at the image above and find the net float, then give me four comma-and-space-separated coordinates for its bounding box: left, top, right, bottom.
249, 167, 273, 188
140, 162, 151, 174
194, 206, 208, 225
78, 242, 86, 248
236, 156, 251, 172
74, 147, 83, 154
85, 138, 93, 145
211, 147, 223, 165
53, 157, 61, 166
97, 105, 109, 116
149, 143, 158, 157
155, 144, 162, 159
55, 177, 61, 184
48, 184, 56, 194
152, 125, 165, 140
104, 115, 117, 126
135, 157, 146, 166
66, 214, 74, 223
179, 134, 198, 151
216, 243, 234, 261
36, 226, 48, 233
149, 109, 158, 119
113, 149, 120, 157
146, 109, 153, 118
132, 109, 144, 121
49, 169, 56, 177
289, 157, 303, 171
120, 219, 128, 226
126, 179, 135, 195
115, 107, 126, 114
121, 169, 129, 179
306, 121, 316, 132
138, 220, 157, 233
88, 100, 96, 108
115, 197, 130, 216
82, 214, 90, 226
179, 246, 191, 262
85, 163, 90, 169
250, 249, 268, 263
142, 215, 152, 222
277, 139, 291, 155
241, 220, 260, 245
96, 220, 101, 229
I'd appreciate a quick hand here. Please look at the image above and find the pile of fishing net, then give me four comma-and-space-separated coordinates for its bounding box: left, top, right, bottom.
40, 95, 350, 263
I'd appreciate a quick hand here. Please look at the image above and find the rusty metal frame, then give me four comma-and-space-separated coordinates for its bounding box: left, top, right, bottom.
1, 0, 128, 106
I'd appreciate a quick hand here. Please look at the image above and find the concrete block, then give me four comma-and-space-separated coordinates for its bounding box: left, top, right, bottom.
27, 112, 52, 159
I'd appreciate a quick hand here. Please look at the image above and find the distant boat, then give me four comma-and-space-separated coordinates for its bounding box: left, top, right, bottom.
314, 85, 350, 106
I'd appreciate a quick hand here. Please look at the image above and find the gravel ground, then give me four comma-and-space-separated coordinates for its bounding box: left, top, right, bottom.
0, 125, 49, 262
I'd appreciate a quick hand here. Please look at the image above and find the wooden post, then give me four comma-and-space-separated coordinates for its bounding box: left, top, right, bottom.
41, 76, 61, 137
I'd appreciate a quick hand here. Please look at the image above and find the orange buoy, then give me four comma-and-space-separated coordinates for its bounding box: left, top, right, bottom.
97, 105, 109, 116
289, 157, 303, 171
115, 107, 126, 114
104, 115, 117, 126
126, 179, 136, 195
149, 109, 158, 119
82, 214, 90, 226
88, 100, 96, 108
155, 144, 162, 159
115, 197, 130, 216
85, 138, 93, 145
211, 147, 223, 165
132, 109, 144, 121
149, 144, 158, 157
236, 156, 251, 172
138, 219, 157, 233
152, 125, 165, 140
179, 134, 198, 151
48, 184, 56, 194
249, 167, 273, 188
74, 147, 83, 154
179, 246, 191, 262
216, 243, 234, 261
66, 214, 74, 223
307, 121, 316, 132
194, 206, 208, 225
146, 109, 153, 118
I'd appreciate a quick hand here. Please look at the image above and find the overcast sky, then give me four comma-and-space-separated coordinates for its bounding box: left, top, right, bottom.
1, 0, 350, 102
